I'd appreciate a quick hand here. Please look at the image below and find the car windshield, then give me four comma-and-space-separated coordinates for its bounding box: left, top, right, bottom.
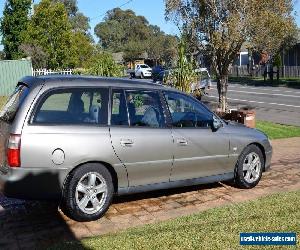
0, 84, 29, 123
140, 65, 149, 68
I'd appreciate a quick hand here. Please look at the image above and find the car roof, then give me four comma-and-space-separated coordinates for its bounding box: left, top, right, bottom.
19, 75, 178, 92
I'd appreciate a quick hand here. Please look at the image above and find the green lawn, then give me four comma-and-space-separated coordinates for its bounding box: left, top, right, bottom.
50, 191, 299, 250
0, 96, 8, 108
256, 120, 300, 139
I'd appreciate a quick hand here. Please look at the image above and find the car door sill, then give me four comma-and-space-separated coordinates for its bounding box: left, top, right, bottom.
117, 172, 234, 195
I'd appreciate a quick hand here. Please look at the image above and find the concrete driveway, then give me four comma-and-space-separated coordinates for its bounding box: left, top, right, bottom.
0, 137, 299, 249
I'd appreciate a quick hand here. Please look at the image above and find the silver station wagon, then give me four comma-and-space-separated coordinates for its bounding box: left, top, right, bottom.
0, 76, 272, 221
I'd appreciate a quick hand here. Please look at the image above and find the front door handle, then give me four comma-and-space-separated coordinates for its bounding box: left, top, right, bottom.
120, 139, 134, 147
176, 138, 188, 146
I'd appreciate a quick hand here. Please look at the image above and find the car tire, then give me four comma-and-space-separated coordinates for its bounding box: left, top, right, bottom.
61, 163, 114, 222
140, 72, 144, 79
234, 144, 264, 189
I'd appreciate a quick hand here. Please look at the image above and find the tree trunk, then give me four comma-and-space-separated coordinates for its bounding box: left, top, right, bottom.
217, 75, 229, 112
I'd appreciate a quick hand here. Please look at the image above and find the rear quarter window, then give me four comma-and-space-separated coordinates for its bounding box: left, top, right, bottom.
32, 88, 109, 125
0, 84, 29, 124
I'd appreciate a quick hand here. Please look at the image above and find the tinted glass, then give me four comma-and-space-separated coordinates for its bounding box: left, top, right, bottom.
33, 88, 109, 125
126, 90, 165, 128
0, 84, 29, 124
164, 91, 212, 128
111, 89, 129, 126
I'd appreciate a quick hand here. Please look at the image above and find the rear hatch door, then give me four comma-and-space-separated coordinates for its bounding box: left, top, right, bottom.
0, 83, 29, 172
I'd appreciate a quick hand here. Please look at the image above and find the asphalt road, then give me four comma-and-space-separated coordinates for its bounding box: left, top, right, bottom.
204, 82, 300, 126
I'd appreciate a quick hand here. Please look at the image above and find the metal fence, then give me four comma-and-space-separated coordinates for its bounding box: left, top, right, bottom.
229, 65, 300, 78
33, 69, 73, 76
0, 59, 33, 96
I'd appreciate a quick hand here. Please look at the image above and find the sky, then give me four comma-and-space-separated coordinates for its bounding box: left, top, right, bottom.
0, 0, 299, 48
0, 0, 179, 47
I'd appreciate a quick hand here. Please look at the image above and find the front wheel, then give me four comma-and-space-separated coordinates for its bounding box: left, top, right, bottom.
234, 145, 264, 189
61, 163, 114, 221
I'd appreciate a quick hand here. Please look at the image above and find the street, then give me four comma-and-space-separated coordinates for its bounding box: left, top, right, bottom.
205, 82, 300, 126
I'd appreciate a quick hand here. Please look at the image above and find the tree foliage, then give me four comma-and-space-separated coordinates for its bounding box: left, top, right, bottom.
19, 44, 48, 68
87, 51, 124, 77
0, 0, 32, 59
21, 0, 93, 69
165, 0, 297, 111
52, 0, 91, 37
166, 39, 197, 92
22, 0, 73, 68
52, 0, 77, 16
95, 8, 178, 64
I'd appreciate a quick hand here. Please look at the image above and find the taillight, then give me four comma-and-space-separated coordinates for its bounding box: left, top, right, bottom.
7, 134, 21, 168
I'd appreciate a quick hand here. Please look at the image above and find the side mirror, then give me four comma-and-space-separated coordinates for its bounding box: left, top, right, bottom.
212, 115, 223, 131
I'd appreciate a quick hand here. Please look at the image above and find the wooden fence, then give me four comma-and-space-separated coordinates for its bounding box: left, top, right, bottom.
229, 65, 300, 78
33, 69, 73, 76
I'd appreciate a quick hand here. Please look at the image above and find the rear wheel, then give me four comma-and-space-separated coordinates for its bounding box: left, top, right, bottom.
234, 145, 264, 189
61, 163, 114, 221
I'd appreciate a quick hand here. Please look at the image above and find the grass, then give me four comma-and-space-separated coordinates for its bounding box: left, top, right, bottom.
0, 96, 8, 108
228, 76, 300, 88
50, 191, 300, 250
256, 120, 300, 139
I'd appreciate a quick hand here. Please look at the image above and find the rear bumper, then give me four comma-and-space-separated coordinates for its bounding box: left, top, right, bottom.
0, 167, 68, 200
142, 72, 152, 77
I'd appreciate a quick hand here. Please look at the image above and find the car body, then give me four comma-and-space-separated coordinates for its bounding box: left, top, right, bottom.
127, 64, 152, 78
192, 68, 212, 90
152, 65, 165, 82
0, 76, 272, 221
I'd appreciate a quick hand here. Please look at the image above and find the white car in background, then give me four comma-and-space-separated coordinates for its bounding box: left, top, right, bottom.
128, 64, 152, 79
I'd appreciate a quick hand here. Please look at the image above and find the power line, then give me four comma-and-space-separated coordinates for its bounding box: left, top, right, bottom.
90, 0, 134, 21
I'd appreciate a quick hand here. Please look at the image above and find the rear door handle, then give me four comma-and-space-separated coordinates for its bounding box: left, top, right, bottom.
120, 139, 134, 147
176, 138, 188, 146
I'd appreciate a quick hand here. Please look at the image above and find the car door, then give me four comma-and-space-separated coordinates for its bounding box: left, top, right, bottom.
163, 91, 232, 181
109, 89, 173, 187
21, 87, 122, 173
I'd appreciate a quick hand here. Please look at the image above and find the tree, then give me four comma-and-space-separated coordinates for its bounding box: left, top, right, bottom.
95, 8, 150, 53
95, 8, 178, 64
69, 32, 94, 68
52, 0, 91, 37
22, 0, 73, 68
165, 38, 196, 92
165, 0, 297, 111
0, 0, 32, 59
87, 51, 124, 77
19, 44, 48, 68
52, 0, 77, 16
70, 12, 90, 34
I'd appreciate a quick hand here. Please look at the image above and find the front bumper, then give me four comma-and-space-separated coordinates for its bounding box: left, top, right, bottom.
0, 167, 68, 200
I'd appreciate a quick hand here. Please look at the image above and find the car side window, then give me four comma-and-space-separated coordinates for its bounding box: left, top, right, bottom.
33, 88, 109, 125
164, 91, 213, 128
111, 89, 129, 126
125, 90, 165, 128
